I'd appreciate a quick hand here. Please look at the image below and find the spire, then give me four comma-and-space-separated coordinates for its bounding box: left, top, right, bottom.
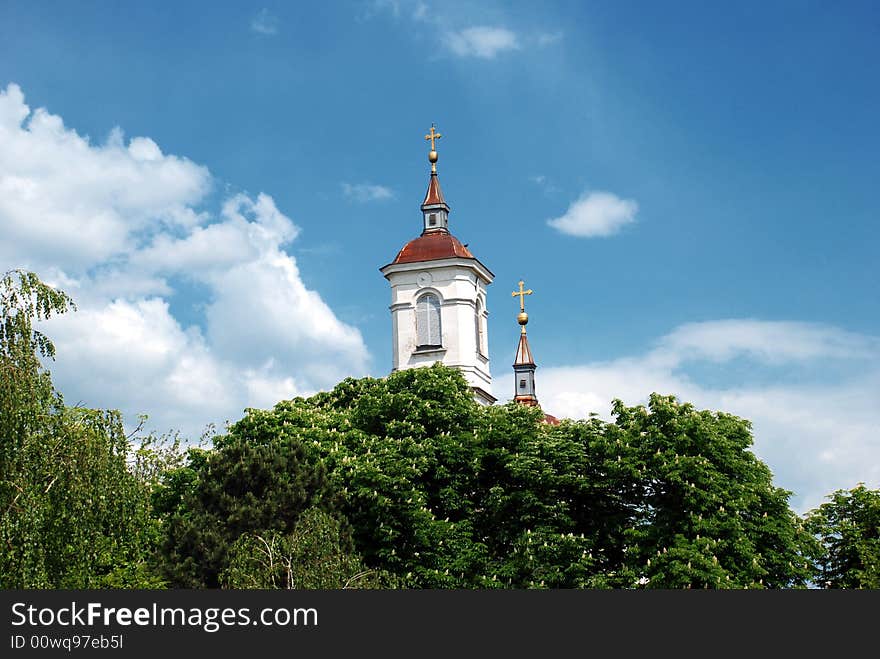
420, 123, 450, 233
422, 172, 447, 208
511, 280, 538, 406
514, 332, 534, 366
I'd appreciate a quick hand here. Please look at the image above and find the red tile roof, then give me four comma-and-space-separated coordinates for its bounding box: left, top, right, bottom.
391, 232, 475, 265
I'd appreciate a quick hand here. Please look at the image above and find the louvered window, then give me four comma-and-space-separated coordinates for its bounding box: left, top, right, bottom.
475, 300, 485, 356
416, 294, 442, 347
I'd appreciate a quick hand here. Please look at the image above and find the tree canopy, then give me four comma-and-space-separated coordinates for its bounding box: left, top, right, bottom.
805, 484, 880, 588
1, 271, 875, 589
0, 270, 161, 587
211, 364, 817, 588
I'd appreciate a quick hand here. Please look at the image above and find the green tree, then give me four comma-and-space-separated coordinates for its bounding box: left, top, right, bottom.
214, 366, 815, 589
224, 365, 495, 588
0, 270, 72, 463
0, 270, 162, 588
159, 435, 338, 587
804, 484, 880, 588
220, 507, 393, 588
2, 274, 818, 590
603, 394, 817, 588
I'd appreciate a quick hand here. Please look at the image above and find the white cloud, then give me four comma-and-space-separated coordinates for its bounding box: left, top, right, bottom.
446, 26, 520, 59
528, 320, 880, 513
657, 319, 879, 366
547, 190, 638, 237
341, 182, 394, 202
250, 9, 279, 36
368, 3, 558, 60
46, 298, 237, 434
1, 83, 369, 439
204, 250, 369, 388
131, 193, 300, 277
0, 84, 210, 273
536, 31, 563, 46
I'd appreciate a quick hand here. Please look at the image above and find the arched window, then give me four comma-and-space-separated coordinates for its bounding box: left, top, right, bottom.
475, 299, 485, 356
416, 293, 442, 348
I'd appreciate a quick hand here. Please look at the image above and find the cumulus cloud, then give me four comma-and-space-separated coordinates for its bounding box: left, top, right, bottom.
446, 26, 520, 59
0, 83, 369, 439
341, 182, 395, 203
547, 190, 638, 237
46, 299, 238, 434
0, 85, 210, 273
528, 320, 880, 513
250, 8, 279, 36
205, 251, 368, 388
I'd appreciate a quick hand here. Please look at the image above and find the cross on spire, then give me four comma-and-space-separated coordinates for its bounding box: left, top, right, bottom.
511, 280, 533, 312
425, 124, 442, 173
425, 123, 442, 151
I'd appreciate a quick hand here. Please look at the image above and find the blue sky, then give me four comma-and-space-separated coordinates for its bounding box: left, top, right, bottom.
0, 1, 877, 511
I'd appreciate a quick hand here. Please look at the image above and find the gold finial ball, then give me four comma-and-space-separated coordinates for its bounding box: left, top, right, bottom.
517, 311, 529, 325
429, 150, 438, 163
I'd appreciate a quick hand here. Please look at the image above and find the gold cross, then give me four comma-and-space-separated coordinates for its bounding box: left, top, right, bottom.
425, 123, 442, 150
511, 280, 533, 312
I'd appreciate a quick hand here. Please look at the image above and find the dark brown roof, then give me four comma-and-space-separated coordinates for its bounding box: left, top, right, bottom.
391, 232, 475, 265
513, 332, 534, 366
421, 172, 447, 208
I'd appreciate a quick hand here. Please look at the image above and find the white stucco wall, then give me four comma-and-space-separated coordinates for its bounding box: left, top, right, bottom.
381, 257, 493, 401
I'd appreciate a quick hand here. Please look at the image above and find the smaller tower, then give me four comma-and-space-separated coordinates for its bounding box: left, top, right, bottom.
511, 280, 538, 406
510, 281, 558, 423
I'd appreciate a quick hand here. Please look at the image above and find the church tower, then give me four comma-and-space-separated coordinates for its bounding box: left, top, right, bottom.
380, 125, 496, 405
510, 280, 558, 423
511, 280, 538, 406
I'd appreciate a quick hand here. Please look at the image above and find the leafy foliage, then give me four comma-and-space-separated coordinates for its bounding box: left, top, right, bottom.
604, 395, 817, 588
218, 364, 816, 588
0, 270, 161, 588
805, 484, 880, 588
158, 435, 337, 587
1, 270, 864, 590
221, 508, 395, 589
0, 270, 73, 466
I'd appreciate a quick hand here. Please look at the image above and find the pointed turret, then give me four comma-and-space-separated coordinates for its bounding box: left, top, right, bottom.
422, 170, 447, 209
511, 280, 538, 406
514, 330, 534, 367
420, 123, 450, 234
510, 281, 558, 423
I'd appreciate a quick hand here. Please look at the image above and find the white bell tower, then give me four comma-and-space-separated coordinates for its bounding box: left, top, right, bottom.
379, 125, 495, 405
